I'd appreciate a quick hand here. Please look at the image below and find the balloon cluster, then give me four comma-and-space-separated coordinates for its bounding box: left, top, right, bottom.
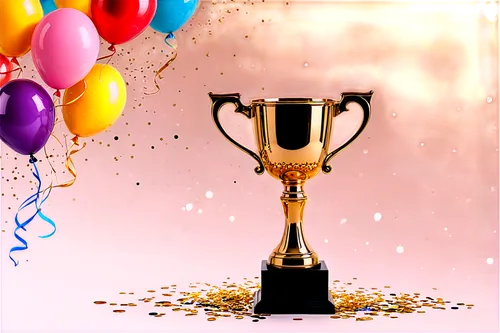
0, 0, 199, 266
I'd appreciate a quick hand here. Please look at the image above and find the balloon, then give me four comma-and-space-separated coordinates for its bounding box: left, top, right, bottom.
150, 0, 199, 34
40, 0, 58, 15
62, 64, 126, 138
55, 0, 91, 17
31, 8, 100, 90
0, 0, 44, 57
0, 79, 55, 156
91, 0, 157, 45
0, 54, 12, 88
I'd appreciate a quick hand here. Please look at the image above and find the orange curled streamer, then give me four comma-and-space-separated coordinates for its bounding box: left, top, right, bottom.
52, 135, 86, 189
144, 33, 178, 96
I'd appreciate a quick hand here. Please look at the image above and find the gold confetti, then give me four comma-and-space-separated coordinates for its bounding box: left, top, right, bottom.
113, 310, 125, 313
93, 278, 472, 322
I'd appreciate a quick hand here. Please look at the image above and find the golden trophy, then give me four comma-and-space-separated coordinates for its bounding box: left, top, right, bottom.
209, 91, 373, 314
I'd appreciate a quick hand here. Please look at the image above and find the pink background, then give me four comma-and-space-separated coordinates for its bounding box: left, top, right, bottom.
1, 1, 499, 332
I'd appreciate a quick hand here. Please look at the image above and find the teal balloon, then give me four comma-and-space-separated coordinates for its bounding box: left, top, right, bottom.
40, 0, 57, 15
150, 0, 199, 34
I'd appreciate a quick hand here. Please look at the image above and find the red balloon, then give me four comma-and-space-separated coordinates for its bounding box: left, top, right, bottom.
91, 0, 157, 45
0, 54, 12, 88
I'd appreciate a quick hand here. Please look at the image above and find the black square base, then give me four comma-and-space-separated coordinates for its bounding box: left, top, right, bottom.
253, 260, 335, 315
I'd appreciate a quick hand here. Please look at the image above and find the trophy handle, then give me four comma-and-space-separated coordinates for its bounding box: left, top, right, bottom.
322, 90, 374, 174
209, 92, 265, 175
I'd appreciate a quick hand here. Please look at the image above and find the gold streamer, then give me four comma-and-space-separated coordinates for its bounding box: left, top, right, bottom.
52, 135, 86, 189
144, 34, 178, 96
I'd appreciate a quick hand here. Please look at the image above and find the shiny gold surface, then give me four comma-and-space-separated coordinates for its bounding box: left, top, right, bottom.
209, 91, 373, 269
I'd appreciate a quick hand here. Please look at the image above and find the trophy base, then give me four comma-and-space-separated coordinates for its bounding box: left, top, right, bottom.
252, 260, 335, 315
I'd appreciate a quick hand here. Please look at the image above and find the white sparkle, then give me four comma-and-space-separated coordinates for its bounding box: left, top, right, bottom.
229, 216, 235, 222
420, 142, 425, 147
365, 241, 369, 245
363, 149, 369, 154
396, 245, 404, 254
452, 148, 457, 153
392, 172, 396, 176
324, 239, 329, 243
444, 227, 448, 231
373, 212, 382, 222
185, 203, 193, 211
487, 96, 493, 103
452, 267, 456, 271
486, 257, 494, 265
304, 62, 309, 67
198, 209, 203, 214
205, 191, 214, 199
340, 218, 348, 225
392, 112, 397, 117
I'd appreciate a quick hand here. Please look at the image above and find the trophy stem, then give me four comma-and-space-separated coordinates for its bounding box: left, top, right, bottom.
267, 180, 320, 269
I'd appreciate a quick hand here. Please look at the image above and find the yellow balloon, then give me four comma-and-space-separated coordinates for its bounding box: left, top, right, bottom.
0, 0, 43, 57
54, 0, 91, 17
62, 64, 127, 138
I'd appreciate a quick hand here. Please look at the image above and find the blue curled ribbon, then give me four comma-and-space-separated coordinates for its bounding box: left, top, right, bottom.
165, 32, 177, 49
8, 155, 56, 266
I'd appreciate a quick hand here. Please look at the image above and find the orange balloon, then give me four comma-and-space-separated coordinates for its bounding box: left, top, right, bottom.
54, 0, 91, 17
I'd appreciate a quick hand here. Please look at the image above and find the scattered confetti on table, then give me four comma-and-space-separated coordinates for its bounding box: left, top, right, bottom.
94, 277, 473, 322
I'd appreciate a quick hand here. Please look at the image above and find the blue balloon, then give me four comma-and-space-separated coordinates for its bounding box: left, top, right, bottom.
40, 0, 58, 16
150, 0, 200, 34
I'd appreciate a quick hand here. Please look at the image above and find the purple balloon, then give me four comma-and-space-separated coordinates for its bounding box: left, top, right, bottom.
0, 79, 55, 156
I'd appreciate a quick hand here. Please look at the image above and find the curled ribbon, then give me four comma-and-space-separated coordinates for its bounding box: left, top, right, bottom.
52, 89, 62, 106
144, 33, 178, 96
9, 155, 56, 266
97, 44, 117, 64
44, 80, 87, 179
0, 57, 23, 79
51, 135, 86, 189
97, 45, 117, 83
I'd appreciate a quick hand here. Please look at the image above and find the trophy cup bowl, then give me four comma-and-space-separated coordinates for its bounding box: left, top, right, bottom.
209, 91, 373, 314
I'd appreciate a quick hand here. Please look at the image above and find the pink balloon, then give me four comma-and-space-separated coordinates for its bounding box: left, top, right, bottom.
31, 8, 99, 90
